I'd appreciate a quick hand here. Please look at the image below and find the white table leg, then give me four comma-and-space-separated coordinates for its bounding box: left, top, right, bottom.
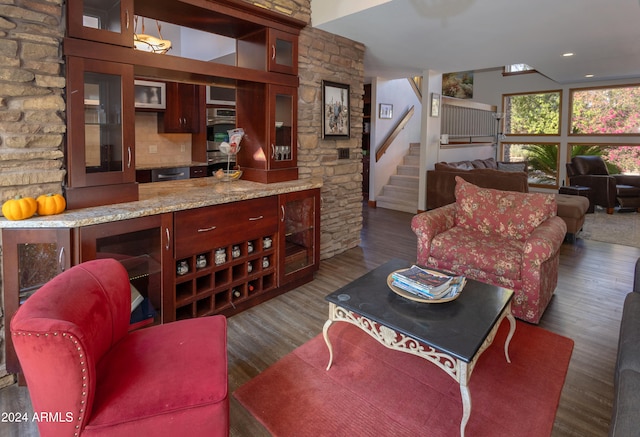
322, 318, 334, 371
459, 378, 471, 437
504, 308, 516, 363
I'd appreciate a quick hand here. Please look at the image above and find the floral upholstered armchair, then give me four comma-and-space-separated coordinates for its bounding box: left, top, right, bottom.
411, 177, 567, 324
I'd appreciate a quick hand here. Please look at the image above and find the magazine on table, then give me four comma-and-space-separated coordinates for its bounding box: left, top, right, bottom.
391, 265, 464, 299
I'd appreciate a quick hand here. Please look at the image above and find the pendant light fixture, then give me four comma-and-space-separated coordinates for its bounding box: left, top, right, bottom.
134, 16, 172, 54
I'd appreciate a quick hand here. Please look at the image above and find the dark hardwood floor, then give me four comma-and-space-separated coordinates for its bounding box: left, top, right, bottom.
1, 204, 638, 437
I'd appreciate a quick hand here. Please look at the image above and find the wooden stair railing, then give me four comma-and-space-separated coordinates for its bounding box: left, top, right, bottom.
375, 105, 415, 162
408, 76, 422, 101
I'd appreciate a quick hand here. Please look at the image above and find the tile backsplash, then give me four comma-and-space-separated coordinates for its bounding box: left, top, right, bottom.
135, 112, 192, 167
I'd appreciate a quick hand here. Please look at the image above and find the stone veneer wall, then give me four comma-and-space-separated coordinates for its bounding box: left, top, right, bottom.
297, 27, 364, 257
0, 0, 66, 201
0, 0, 364, 379
0, 0, 66, 385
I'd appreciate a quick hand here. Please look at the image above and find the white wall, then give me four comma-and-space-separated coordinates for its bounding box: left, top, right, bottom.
311, 0, 391, 26
370, 77, 422, 201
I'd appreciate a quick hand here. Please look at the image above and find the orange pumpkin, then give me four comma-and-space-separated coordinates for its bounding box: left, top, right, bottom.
36, 193, 66, 216
2, 196, 38, 220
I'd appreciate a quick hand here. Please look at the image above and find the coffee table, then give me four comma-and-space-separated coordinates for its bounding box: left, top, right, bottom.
323, 258, 516, 437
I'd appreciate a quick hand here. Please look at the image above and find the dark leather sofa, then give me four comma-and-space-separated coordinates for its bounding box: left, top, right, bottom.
426, 158, 528, 210
426, 157, 590, 242
567, 155, 640, 214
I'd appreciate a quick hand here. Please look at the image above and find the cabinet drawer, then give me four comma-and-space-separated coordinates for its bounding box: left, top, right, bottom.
174, 197, 278, 258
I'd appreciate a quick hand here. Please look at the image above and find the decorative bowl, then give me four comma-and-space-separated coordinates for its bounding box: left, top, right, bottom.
221, 169, 242, 181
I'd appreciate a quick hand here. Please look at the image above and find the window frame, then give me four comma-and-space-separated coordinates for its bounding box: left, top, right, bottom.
502, 90, 562, 136
568, 83, 640, 136
502, 64, 537, 76
501, 141, 560, 189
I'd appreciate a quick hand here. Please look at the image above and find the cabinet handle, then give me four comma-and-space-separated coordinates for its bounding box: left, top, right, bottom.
125, 9, 130, 30
271, 44, 276, 60
271, 144, 275, 159
127, 146, 132, 168
281, 205, 285, 222
165, 227, 170, 251
197, 226, 217, 232
248, 215, 264, 221
58, 247, 65, 272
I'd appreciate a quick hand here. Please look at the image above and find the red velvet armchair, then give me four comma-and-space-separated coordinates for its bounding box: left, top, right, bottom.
10, 258, 229, 437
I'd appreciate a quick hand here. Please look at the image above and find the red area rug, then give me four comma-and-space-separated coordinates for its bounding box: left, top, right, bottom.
234, 319, 574, 437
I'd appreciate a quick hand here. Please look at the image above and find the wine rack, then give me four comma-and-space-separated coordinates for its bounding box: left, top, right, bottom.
173, 234, 277, 320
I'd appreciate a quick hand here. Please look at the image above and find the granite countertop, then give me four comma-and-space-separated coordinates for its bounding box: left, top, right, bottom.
0, 177, 322, 229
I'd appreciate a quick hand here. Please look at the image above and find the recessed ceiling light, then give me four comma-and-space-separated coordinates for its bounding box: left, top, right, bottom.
585, 74, 594, 78
563, 52, 574, 57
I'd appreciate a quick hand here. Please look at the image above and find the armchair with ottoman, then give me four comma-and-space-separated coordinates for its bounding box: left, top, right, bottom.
10, 258, 229, 437
411, 177, 567, 324
567, 155, 640, 213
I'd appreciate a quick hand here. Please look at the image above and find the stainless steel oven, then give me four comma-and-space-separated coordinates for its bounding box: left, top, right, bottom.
206, 108, 236, 174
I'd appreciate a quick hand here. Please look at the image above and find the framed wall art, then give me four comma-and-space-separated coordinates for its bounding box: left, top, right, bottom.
442, 71, 474, 99
430, 93, 441, 117
379, 103, 393, 119
322, 80, 350, 139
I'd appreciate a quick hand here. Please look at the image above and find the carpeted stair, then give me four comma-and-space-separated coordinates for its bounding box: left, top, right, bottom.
377, 142, 419, 213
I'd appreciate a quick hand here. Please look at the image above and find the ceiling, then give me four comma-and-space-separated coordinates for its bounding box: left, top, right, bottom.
311, 0, 640, 84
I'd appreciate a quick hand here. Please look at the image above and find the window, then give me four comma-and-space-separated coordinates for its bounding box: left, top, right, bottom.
503, 91, 561, 135
570, 84, 640, 135
503, 64, 535, 75
502, 142, 559, 188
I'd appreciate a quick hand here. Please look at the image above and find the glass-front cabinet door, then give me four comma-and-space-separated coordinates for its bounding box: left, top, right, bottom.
67, 0, 134, 47
278, 189, 320, 286
270, 85, 297, 169
79, 214, 173, 327
66, 56, 135, 188
2, 229, 73, 373
268, 29, 297, 75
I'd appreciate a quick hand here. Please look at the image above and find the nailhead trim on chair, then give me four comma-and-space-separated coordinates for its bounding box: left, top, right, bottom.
13, 331, 88, 436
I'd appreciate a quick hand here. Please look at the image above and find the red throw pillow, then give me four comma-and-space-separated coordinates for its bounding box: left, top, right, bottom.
454, 176, 556, 241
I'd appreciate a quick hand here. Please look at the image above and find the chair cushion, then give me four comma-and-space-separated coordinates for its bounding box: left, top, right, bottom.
572, 155, 609, 175
85, 316, 228, 435
472, 157, 498, 169
497, 161, 527, 172
433, 157, 498, 171
434, 161, 474, 170
454, 176, 557, 241
430, 226, 524, 281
